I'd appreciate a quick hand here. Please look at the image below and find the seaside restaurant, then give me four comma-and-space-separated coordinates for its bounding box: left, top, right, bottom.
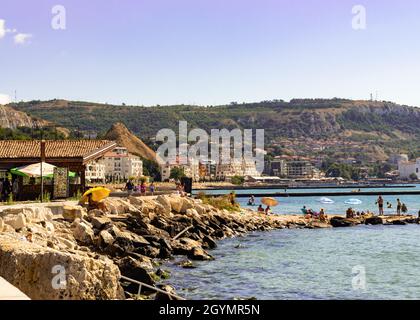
0, 140, 117, 200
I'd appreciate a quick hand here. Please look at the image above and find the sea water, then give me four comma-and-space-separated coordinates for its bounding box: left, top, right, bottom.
165, 224, 420, 300
165, 185, 420, 299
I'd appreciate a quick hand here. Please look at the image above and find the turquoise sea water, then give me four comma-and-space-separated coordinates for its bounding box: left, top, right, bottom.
165, 185, 420, 300
165, 225, 420, 300
196, 185, 420, 216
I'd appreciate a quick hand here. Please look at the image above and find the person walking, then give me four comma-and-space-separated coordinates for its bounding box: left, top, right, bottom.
376, 196, 384, 216
149, 182, 155, 196
125, 180, 134, 195
12, 179, 19, 201
3, 178, 11, 201
140, 181, 147, 196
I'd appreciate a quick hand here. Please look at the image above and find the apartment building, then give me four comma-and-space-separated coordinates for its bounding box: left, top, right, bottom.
85, 147, 143, 182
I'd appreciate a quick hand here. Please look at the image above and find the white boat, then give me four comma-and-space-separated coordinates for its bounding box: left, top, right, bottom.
345, 199, 363, 205
318, 197, 335, 204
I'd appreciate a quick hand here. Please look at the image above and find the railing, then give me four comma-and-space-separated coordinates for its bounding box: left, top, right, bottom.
120, 275, 186, 300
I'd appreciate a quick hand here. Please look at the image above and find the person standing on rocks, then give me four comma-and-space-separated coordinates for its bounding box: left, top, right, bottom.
396, 199, 402, 216
376, 196, 384, 216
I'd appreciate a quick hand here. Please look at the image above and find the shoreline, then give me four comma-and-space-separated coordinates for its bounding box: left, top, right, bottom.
0, 196, 418, 300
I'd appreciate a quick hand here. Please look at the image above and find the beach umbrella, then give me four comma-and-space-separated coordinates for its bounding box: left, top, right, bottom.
261, 197, 279, 207
10, 162, 76, 178
82, 187, 111, 203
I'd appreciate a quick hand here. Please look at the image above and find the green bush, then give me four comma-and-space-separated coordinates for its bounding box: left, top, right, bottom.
231, 175, 245, 185
197, 192, 240, 212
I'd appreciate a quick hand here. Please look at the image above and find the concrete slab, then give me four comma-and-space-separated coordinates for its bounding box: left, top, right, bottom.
0, 277, 30, 300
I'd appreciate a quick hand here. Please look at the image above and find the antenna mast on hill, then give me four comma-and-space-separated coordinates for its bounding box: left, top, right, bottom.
14, 90, 17, 103
370, 93, 373, 101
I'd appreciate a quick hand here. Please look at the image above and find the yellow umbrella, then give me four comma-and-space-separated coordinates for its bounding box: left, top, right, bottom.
81, 187, 111, 203
261, 197, 279, 207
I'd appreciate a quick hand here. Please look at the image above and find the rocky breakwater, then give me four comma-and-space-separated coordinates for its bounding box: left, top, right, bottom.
0, 195, 308, 300
0, 206, 124, 300
329, 214, 418, 227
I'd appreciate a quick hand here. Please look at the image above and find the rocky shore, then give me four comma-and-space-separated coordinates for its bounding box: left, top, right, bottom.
0, 195, 418, 300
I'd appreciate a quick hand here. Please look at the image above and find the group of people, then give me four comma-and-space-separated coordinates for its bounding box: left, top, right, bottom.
301, 206, 328, 222
247, 195, 272, 214
125, 180, 156, 196
176, 182, 187, 197
0, 178, 19, 202
346, 208, 371, 218
257, 204, 272, 215
376, 196, 408, 216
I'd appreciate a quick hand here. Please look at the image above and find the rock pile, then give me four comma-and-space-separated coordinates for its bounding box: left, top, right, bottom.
2, 194, 416, 300
0, 195, 306, 300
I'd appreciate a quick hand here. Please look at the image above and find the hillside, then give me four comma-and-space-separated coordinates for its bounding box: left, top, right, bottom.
104, 122, 157, 162
0, 104, 48, 129
10, 98, 420, 161
10, 99, 420, 138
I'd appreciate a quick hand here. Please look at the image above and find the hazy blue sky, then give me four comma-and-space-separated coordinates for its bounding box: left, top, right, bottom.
1, 0, 420, 106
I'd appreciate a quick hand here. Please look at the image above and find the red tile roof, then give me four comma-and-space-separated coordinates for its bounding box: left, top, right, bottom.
0, 140, 116, 160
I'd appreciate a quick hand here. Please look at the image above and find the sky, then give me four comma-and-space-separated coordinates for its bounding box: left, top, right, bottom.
1, 0, 420, 106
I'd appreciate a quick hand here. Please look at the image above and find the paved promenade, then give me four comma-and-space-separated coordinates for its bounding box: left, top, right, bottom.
0, 277, 30, 300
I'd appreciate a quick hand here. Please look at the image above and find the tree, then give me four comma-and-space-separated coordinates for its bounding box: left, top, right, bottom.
231, 175, 245, 185
409, 173, 418, 181
142, 159, 161, 181
169, 167, 186, 180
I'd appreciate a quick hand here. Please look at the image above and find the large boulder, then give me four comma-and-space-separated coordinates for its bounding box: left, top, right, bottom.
71, 219, 94, 245
167, 196, 183, 213
0, 206, 54, 231
90, 216, 112, 230
188, 247, 214, 261
171, 237, 213, 260
0, 206, 53, 224
156, 196, 172, 215
62, 205, 87, 222
104, 198, 141, 215
2, 213, 27, 230
365, 216, 383, 225
194, 204, 207, 216
108, 225, 150, 249
180, 198, 194, 213
0, 234, 124, 300
330, 217, 356, 228
116, 256, 156, 294
98, 230, 115, 248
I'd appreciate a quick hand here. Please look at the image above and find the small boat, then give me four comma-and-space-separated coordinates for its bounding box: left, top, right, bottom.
345, 199, 363, 205
318, 197, 335, 204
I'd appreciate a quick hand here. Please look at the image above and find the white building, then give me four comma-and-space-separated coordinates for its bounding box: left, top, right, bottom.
161, 160, 200, 182
85, 147, 143, 182
215, 158, 261, 181
398, 158, 420, 179
85, 161, 106, 182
